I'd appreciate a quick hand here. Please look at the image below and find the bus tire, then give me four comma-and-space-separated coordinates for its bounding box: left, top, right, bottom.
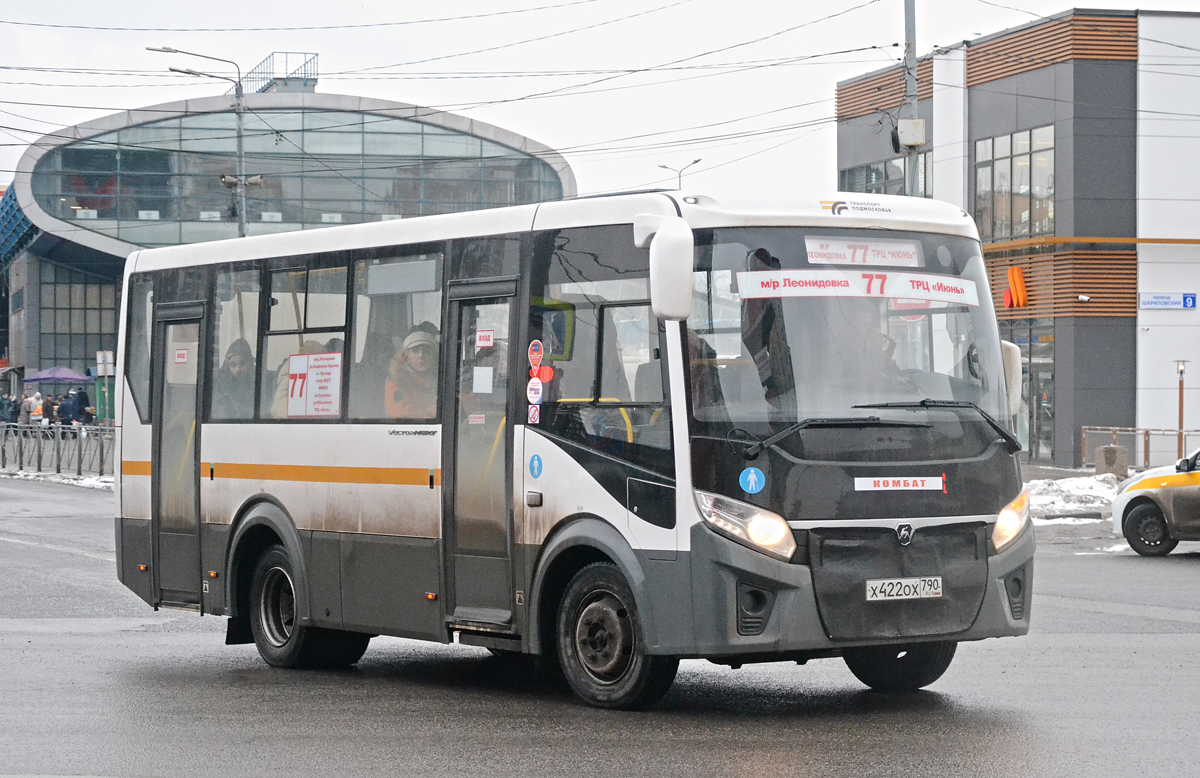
249, 544, 370, 669
843, 641, 957, 692
556, 562, 678, 710
1123, 503, 1178, 557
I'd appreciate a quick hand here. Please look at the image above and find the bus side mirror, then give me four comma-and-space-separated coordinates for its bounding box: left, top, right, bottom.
645, 215, 694, 321
1177, 457, 1190, 472
1000, 340, 1022, 418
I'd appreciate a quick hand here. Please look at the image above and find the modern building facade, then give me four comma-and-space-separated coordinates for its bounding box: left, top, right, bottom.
836, 8, 1200, 467
0, 63, 574, 394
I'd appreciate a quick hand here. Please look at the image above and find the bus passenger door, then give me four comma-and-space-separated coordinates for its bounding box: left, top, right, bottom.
150, 306, 205, 607
444, 284, 517, 629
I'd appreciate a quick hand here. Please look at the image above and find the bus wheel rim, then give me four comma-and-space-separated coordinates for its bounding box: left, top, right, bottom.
573, 591, 633, 684
260, 567, 296, 647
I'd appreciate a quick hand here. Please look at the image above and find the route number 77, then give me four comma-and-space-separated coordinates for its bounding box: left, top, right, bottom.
288, 371, 307, 398
862, 273, 888, 294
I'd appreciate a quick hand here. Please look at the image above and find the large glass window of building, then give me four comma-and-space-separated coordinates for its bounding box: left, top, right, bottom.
839, 151, 932, 198
974, 125, 1054, 241
28, 111, 564, 249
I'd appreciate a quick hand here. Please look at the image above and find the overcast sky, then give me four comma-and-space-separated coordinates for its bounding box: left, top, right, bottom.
3, 0, 1198, 201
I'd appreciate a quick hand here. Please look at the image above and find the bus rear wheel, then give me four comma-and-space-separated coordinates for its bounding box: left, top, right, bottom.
843, 641, 957, 692
1124, 503, 1178, 556
249, 544, 370, 669
556, 562, 678, 710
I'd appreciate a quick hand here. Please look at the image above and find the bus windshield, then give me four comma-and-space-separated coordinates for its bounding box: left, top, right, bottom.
687, 227, 1009, 472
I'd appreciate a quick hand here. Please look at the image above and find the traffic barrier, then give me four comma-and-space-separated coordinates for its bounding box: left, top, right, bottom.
0, 423, 115, 477
1081, 426, 1200, 470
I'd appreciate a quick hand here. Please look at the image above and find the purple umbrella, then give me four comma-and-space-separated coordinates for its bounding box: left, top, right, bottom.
23, 366, 94, 383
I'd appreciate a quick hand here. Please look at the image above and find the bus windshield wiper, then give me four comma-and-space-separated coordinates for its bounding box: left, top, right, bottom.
852, 399, 1022, 454
742, 416, 931, 460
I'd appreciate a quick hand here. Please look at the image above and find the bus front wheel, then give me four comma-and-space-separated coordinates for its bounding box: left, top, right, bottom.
249, 544, 371, 669
556, 562, 678, 710
843, 641, 957, 692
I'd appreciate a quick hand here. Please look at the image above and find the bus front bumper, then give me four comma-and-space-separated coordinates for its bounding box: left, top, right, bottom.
661, 519, 1033, 659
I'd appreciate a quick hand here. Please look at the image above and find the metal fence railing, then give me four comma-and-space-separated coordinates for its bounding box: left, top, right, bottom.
1082, 426, 1200, 470
0, 423, 116, 477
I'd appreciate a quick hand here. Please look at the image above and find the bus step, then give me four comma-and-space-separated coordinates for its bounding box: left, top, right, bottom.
458, 632, 523, 652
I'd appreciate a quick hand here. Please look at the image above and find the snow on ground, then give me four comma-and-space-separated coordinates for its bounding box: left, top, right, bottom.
1027, 472, 1120, 521
0, 468, 114, 491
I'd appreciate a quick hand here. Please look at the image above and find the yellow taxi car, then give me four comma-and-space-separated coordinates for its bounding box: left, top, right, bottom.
1111, 451, 1200, 556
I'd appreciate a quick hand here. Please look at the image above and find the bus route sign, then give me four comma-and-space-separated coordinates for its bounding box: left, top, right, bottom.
287, 352, 342, 417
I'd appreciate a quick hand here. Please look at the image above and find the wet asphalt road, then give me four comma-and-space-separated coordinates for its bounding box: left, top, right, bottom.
2, 477, 1199, 778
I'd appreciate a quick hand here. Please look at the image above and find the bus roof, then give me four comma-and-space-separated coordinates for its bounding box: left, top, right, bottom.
128, 191, 978, 275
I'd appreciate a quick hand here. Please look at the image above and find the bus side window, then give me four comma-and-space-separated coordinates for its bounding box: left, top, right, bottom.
124, 273, 153, 424
258, 264, 347, 420
346, 252, 444, 421
451, 234, 520, 279
601, 304, 662, 404
529, 226, 673, 476
209, 267, 260, 421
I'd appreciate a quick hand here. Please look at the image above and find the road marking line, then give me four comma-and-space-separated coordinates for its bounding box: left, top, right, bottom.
0, 617, 172, 633
0, 535, 114, 562
1038, 594, 1200, 625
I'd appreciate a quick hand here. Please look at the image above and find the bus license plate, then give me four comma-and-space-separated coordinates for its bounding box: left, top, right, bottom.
866, 576, 943, 601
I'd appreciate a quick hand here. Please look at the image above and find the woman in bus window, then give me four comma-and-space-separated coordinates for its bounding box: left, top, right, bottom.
385, 323, 439, 420
213, 338, 256, 419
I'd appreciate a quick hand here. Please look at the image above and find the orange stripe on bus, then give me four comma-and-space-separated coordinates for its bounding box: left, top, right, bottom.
122, 461, 152, 476
215, 462, 440, 486
120, 460, 440, 486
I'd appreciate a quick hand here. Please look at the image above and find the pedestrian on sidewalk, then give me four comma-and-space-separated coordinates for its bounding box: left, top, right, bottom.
19, 393, 35, 433
0, 393, 14, 426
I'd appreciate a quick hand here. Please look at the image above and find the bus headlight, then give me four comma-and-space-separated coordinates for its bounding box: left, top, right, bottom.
992, 488, 1030, 552
695, 490, 796, 561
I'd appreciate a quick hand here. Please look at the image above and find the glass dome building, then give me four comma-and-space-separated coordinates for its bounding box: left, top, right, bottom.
0, 88, 574, 384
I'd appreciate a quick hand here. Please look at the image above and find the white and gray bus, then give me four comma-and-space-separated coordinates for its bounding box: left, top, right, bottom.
115, 191, 1033, 709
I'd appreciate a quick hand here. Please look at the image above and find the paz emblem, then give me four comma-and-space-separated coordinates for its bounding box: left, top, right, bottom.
896, 523, 914, 546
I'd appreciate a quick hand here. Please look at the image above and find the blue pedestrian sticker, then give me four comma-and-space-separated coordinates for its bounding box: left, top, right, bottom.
739, 467, 765, 494
529, 454, 543, 479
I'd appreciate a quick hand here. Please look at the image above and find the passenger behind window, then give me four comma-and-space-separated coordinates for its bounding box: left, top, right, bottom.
386, 322, 439, 419
212, 338, 256, 419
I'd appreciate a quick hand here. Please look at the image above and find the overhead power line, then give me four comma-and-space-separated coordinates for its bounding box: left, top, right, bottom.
343, 0, 696, 70
0, 0, 609, 32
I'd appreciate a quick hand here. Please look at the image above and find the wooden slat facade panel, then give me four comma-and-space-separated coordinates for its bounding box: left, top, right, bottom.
966, 15, 1137, 87
986, 251, 1137, 319
835, 60, 932, 121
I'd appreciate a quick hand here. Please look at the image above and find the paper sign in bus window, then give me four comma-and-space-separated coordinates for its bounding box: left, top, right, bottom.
286, 352, 342, 417
804, 237, 922, 267
473, 366, 494, 394
736, 269, 978, 307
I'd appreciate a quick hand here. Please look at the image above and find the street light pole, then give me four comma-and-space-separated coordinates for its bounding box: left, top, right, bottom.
1177, 360, 1189, 459
149, 47, 247, 237
902, 0, 919, 198
658, 159, 702, 189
